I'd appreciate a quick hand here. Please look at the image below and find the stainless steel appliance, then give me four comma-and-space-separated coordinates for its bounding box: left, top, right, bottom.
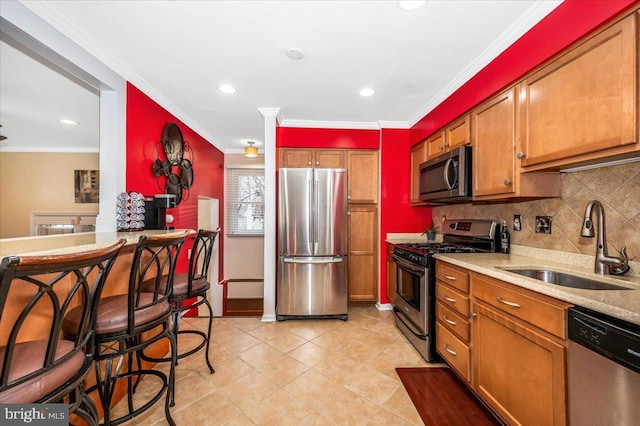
419, 145, 472, 203
393, 219, 498, 361
568, 306, 640, 425
277, 168, 348, 320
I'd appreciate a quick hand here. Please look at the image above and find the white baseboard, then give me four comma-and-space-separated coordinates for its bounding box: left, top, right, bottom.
376, 303, 394, 311
261, 313, 277, 322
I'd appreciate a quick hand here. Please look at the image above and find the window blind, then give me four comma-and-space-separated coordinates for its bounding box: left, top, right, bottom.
226, 168, 265, 235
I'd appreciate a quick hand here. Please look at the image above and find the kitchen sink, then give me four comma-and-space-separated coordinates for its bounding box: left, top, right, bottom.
504, 269, 631, 290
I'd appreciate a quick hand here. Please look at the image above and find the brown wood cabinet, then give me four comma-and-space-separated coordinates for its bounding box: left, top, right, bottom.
347, 205, 378, 302
426, 115, 471, 160
472, 273, 571, 426
386, 243, 396, 305
472, 87, 562, 201
279, 148, 345, 168
519, 12, 639, 171
410, 142, 427, 205
347, 150, 378, 204
433, 261, 572, 425
435, 262, 471, 382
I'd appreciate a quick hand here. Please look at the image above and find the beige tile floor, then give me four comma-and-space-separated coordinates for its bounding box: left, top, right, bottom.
113, 306, 440, 425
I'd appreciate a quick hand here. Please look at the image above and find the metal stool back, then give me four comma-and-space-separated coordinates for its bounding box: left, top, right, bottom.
0, 240, 125, 425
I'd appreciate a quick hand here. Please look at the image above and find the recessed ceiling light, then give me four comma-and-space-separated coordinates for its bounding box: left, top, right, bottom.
59, 119, 78, 126
398, 1, 426, 11
359, 88, 376, 97
218, 84, 236, 94
286, 48, 305, 60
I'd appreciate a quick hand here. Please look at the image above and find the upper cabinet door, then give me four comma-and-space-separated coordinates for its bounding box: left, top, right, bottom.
426, 130, 446, 160
472, 87, 517, 198
410, 142, 427, 205
519, 13, 637, 169
280, 149, 314, 168
347, 150, 378, 204
447, 115, 471, 152
315, 150, 346, 168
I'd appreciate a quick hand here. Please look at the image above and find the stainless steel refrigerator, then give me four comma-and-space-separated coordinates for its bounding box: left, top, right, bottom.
277, 168, 348, 320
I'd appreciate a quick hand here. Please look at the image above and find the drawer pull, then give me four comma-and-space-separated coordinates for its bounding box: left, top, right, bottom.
443, 315, 457, 326
442, 274, 457, 281
497, 296, 521, 308
443, 344, 457, 356
443, 295, 456, 303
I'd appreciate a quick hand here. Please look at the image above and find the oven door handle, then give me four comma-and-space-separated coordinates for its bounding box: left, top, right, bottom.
394, 308, 427, 341
391, 255, 426, 275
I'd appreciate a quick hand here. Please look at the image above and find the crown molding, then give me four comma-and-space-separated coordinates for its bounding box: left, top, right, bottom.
279, 119, 380, 130
407, 0, 562, 127
378, 121, 409, 129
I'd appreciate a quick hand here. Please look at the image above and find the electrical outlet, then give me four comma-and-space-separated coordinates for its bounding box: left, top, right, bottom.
535, 216, 552, 234
513, 214, 522, 231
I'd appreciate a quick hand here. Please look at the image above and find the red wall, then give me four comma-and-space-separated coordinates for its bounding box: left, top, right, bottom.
380, 129, 432, 303
410, 0, 638, 143
126, 83, 225, 275
277, 127, 379, 149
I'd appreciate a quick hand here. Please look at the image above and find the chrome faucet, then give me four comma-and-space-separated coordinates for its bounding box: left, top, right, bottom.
581, 200, 629, 275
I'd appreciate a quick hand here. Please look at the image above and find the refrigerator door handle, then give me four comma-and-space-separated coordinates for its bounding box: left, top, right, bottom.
283, 256, 344, 264
314, 177, 319, 251
308, 177, 315, 246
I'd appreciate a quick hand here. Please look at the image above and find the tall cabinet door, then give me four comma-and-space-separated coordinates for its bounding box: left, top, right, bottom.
347, 150, 378, 204
472, 87, 517, 198
278, 168, 314, 256
347, 205, 378, 302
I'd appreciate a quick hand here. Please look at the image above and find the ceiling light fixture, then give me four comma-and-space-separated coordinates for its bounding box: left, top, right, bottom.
286, 48, 305, 60
359, 88, 376, 97
218, 84, 236, 94
398, 1, 426, 11
244, 141, 258, 158
59, 119, 78, 126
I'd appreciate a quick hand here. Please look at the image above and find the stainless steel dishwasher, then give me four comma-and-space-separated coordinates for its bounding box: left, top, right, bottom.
568, 307, 640, 425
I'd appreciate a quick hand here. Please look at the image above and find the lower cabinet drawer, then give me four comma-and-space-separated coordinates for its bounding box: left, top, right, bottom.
436, 322, 471, 382
436, 283, 470, 318
436, 301, 470, 342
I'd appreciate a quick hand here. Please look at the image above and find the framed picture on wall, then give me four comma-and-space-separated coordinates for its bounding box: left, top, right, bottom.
75, 170, 99, 203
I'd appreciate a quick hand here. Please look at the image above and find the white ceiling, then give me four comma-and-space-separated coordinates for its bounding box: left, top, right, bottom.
1, 0, 562, 153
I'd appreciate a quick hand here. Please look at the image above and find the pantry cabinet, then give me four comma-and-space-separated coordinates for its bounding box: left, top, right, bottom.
347, 205, 378, 302
471, 87, 562, 201
347, 150, 378, 204
518, 12, 639, 171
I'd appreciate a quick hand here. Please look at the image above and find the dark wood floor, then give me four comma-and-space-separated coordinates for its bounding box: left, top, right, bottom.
396, 367, 500, 426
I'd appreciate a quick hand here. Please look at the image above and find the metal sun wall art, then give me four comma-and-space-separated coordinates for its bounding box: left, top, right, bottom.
152, 122, 194, 205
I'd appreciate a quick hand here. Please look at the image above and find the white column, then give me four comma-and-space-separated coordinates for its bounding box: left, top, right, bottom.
258, 107, 280, 322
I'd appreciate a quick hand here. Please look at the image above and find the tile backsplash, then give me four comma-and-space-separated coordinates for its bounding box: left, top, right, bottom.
432, 162, 640, 261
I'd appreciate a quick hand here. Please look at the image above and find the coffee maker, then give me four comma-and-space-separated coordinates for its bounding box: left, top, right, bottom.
144, 194, 176, 230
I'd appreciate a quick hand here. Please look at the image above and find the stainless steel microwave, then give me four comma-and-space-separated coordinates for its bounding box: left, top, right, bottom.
419, 145, 472, 203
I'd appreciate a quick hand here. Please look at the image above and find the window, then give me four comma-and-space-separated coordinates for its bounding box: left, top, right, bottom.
226, 168, 265, 235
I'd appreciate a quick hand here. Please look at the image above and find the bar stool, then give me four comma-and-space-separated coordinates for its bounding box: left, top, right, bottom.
141, 228, 220, 374
0, 240, 125, 425
63, 232, 187, 426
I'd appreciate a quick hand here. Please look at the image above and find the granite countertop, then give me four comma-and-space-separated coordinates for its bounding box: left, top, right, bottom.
385, 232, 442, 244
434, 246, 640, 326
0, 229, 194, 258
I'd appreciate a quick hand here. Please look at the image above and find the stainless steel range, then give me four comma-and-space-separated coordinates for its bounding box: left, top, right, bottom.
392, 219, 499, 361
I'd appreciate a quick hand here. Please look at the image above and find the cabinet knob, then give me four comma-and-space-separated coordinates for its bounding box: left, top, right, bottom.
307, 161, 312, 165
444, 143, 450, 148
347, 195, 352, 200
439, 146, 444, 151
316, 161, 320, 165
517, 151, 525, 159
504, 179, 512, 186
